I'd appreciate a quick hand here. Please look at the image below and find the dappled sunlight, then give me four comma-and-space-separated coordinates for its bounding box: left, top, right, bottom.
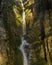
0, 53, 7, 65
0, 0, 52, 65
0, 54, 3, 64
13, 5, 18, 17
13, 5, 22, 25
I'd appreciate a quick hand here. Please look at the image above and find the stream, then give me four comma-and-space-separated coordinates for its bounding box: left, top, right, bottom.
19, 0, 29, 65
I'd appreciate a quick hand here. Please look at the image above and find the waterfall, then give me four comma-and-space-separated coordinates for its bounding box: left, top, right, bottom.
22, 10, 26, 35
19, 0, 29, 65
20, 0, 26, 35
19, 37, 29, 65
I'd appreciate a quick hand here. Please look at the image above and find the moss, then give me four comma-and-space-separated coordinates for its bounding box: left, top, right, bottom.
3, 1, 23, 65
15, 48, 23, 65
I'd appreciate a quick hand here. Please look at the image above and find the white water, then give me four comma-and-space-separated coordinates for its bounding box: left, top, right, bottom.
19, 0, 29, 65
20, 37, 29, 65
20, 0, 26, 35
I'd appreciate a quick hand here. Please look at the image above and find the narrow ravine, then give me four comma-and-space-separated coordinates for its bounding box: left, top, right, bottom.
19, 0, 29, 65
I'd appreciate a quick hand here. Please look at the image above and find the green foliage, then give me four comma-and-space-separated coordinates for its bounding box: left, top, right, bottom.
2, 0, 52, 65
3, 0, 23, 65
14, 48, 23, 65
24, 0, 52, 65
11, 0, 16, 3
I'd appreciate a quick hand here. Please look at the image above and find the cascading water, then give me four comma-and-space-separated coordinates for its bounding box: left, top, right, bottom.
21, 0, 26, 35
19, 0, 29, 65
